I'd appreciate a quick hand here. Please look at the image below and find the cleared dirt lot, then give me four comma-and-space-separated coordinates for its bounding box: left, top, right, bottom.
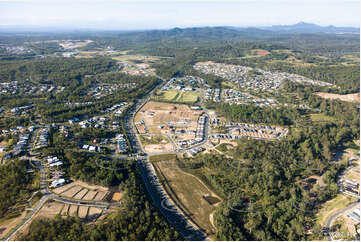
143, 143, 174, 153
83, 190, 98, 201
78, 206, 89, 219
135, 101, 202, 143
93, 191, 107, 201
53, 182, 74, 194
112, 192, 123, 201
41, 202, 64, 216
315, 92, 360, 103
0, 211, 26, 240
53, 180, 109, 202
88, 207, 103, 220
61, 204, 70, 215
68, 205, 78, 216
154, 161, 222, 235
73, 188, 88, 200
61, 185, 83, 198
140, 134, 175, 153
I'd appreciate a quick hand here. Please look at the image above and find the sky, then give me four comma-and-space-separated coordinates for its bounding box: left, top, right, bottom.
0, 0, 359, 30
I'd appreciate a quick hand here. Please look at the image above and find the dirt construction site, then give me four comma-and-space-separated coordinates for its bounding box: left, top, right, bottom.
135, 101, 204, 152
52, 180, 123, 202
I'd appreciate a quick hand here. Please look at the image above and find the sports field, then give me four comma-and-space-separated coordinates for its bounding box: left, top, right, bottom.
152, 90, 200, 104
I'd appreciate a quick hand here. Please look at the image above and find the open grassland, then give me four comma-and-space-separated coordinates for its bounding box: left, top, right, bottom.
111, 54, 163, 63
154, 161, 221, 236
310, 113, 337, 122
152, 90, 200, 104
149, 154, 178, 163
316, 194, 357, 227
139, 135, 170, 145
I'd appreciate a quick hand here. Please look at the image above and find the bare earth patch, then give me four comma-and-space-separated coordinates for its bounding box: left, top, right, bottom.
73, 188, 89, 200
61, 185, 83, 198
155, 162, 222, 235
112, 192, 124, 201
61, 204, 70, 215
256, 50, 270, 56
0, 211, 26, 239
87, 207, 103, 220
93, 191, 107, 201
68, 205, 78, 216
53, 183, 74, 194
144, 143, 174, 153
78, 206, 89, 219
315, 92, 360, 103
83, 190, 98, 201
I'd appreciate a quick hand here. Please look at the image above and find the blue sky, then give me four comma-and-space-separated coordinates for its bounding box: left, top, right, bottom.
0, 0, 359, 30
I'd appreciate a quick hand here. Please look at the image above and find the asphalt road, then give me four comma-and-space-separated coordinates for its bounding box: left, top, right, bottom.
5, 77, 207, 241
124, 79, 207, 240
324, 201, 360, 240
4, 159, 110, 241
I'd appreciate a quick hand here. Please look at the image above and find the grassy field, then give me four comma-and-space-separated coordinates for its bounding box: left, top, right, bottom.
152, 90, 200, 104
310, 113, 337, 122
139, 135, 170, 145
153, 161, 221, 236
111, 54, 162, 63
316, 194, 357, 227
149, 154, 178, 163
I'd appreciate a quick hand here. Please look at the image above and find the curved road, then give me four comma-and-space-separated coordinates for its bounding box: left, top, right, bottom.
4, 159, 111, 241
324, 202, 360, 240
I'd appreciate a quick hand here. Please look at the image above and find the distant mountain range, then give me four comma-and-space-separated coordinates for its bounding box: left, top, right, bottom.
0, 22, 359, 35
259, 21, 360, 34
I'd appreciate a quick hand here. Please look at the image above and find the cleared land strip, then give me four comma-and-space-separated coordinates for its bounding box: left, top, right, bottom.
153, 161, 222, 237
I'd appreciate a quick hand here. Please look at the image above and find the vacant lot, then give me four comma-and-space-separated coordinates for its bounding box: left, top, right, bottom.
135, 101, 203, 143
149, 154, 178, 163
152, 90, 200, 104
154, 161, 221, 235
53, 180, 109, 202
140, 135, 169, 145
111, 54, 163, 63
139, 135, 174, 153
0, 211, 27, 240
73, 188, 88, 200
83, 190, 98, 200
68, 205, 78, 216
78, 206, 89, 219
315, 92, 360, 103
62, 185, 83, 198
111, 192, 123, 201
88, 207, 103, 220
